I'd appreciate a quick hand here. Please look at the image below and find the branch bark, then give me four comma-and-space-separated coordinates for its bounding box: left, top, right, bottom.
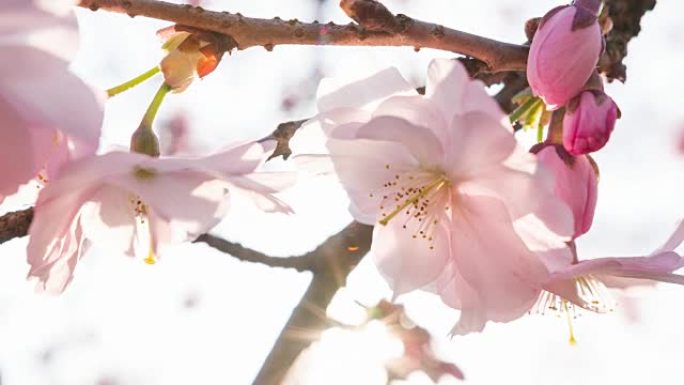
77, 0, 528, 72
600, 0, 657, 81
0, 208, 33, 244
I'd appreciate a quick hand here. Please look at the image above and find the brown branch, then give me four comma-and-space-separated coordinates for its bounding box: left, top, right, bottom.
77, 0, 528, 73
0, 208, 33, 244
600, 0, 657, 82
194, 233, 314, 271
251, 221, 373, 385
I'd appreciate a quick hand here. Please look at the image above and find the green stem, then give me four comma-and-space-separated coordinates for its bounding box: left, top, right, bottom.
140, 83, 171, 130
509, 97, 543, 124
537, 120, 545, 143
107, 66, 161, 98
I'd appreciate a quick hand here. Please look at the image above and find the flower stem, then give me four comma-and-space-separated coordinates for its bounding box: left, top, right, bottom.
130, 83, 171, 157
509, 97, 543, 125
141, 83, 171, 130
107, 66, 161, 97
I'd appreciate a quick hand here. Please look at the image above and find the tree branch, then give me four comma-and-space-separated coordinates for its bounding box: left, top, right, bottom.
251, 221, 373, 385
77, 0, 528, 73
194, 233, 315, 272
600, 0, 657, 82
0, 208, 33, 244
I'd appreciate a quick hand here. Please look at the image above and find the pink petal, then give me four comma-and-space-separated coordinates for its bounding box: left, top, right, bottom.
227, 173, 295, 213
449, 195, 548, 328
0, 0, 76, 37
431, 261, 490, 334
79, 185, 137, 255
372, 212, 451, 296
326, 137, 418, 224
425, 59, 505, 123
445, 111, 517, 177
317, 67, 414, 113
0, 45, 102, 168
371, 95, 449, 144
354, 116, 444, 167
0, 97, 36, 197
111, 172, 229, 240
27, 187, 92, 293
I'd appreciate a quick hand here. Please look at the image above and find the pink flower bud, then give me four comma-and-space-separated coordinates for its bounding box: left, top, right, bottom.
527, 4, 603, 109
535, 145, 598, 238
563, 90, 619, 155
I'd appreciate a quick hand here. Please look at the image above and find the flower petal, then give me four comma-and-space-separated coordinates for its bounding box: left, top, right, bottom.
355, 116, 444, 167
0, 96, 36, 197
326, 137, 419, 224
425, 59, 504, 123
317, 67, 415, 113
449, 194, 548, 328
0, 45, 102, 159
445, 111, 517, 177
372, 95, 449, 143
79, 185, 137, 255
372, 212, 450, 296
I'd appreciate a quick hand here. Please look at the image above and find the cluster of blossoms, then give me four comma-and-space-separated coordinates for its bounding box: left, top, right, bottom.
1, 0, 682, 347
303, 57, 684, 336
1, 1, 293, 293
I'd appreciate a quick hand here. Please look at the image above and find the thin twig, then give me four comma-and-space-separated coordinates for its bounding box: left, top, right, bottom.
194, 233, 314, 272
77, 0, 529, 72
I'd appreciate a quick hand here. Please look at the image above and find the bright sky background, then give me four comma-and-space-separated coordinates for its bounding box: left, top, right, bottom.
0, 0, 683, 384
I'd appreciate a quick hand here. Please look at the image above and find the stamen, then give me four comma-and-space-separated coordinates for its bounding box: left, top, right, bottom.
144, 243, 157, 265
378, 176, 447, 226
563, 300, 577, 346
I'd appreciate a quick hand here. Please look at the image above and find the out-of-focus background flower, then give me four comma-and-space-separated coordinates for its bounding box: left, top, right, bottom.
0, 0, 682, 384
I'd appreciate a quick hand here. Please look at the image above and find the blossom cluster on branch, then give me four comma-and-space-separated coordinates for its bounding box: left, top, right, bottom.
0, 0, 681, 383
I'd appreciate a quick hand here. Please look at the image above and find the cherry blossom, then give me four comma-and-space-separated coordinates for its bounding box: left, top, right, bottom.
541, 220, 684, 312
0, 0, 103, 203
27, 143, 294, 293
312, 59, 574, 334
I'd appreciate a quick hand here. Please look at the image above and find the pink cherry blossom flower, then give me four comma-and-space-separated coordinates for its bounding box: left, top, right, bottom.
27, 143, 294, 293
563, 90, 619, 155
0, 1, 103, 202
314, 59, 574, 334
536, 220, 684, 342
534, 144, 598, 238
527, 1, 603, 109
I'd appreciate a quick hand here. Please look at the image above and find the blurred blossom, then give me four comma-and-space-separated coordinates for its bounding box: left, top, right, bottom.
0, 1, 103, 204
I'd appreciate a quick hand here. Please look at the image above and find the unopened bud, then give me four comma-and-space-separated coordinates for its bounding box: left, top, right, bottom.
527, 4, 603, 109
534, 144, 598, 238
562, 90, 619, 155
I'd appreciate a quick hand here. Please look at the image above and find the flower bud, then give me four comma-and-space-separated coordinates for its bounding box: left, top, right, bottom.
534, 144, 598, 238
159, 29, 229, 92
527, 4, 603, 109
562, 90, 618, 155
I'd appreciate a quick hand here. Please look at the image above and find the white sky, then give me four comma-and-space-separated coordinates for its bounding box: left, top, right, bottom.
0, 0, 683, 384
